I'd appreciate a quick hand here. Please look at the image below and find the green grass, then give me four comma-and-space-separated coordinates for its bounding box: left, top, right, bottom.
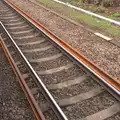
109, 13, 120, 21
36, 0, 120, 36
61, 0, 106, 13
111, 13, 120, 17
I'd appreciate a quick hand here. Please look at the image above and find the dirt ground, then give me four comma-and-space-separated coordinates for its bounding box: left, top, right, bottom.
9, 0, 120, 82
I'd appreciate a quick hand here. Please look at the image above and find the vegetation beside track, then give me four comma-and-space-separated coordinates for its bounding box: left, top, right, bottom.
61, 0, 120, 8
60, 0, 120, 21
36, 0, 120, 37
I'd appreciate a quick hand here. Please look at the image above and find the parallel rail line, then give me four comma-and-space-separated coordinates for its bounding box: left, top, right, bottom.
0, 0, 120, 120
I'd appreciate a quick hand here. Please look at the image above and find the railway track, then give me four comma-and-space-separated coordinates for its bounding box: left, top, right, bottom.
0, 0, 120, 120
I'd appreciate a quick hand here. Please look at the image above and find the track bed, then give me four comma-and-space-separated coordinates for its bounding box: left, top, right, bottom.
0, 0, 120, 120
0, 46, 35, 120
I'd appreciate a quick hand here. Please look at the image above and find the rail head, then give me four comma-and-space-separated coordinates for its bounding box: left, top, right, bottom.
4, 0, 120, 99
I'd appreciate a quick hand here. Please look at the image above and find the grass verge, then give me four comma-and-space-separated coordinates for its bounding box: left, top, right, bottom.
36, 0, 120, 36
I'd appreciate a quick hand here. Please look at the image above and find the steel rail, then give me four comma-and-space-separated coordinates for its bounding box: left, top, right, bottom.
0, 23, 45, 120
0, 21, 68, 120
4, 0, 120, 99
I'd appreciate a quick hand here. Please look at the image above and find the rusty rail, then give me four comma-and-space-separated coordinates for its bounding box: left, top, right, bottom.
0, 24, 45, 120
4, 0, 120, 99
0, 21, 68, 120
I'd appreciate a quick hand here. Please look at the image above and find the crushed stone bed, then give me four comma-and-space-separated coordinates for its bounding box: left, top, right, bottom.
63, 91, 117, 120
51, 78, 101, 99
0, 47, 35, 120
10, 0, 120, 81
38, 66, 85, 85
0, 1, 120, 119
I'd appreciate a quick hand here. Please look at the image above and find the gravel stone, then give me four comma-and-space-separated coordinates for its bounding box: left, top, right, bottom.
4, 21, 27, 28
39, 65, 85, 84
17, 63, 28, 74
10, 0, 120, 81
20, 41, 50, 50
104, 112, 120, 120
25, 47, 61, 59
17, 36, 45, 44
25, 77, 38, 88
11, 30, 39, 38
7, 25, 32, 33
63, 91, 119, 120
0, 2, 120, 120
12, 52, 20, 62
32, 55, 72, 70
51, 78, 101, 99
44, 109, 59, 120
0, 47, 35, 120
